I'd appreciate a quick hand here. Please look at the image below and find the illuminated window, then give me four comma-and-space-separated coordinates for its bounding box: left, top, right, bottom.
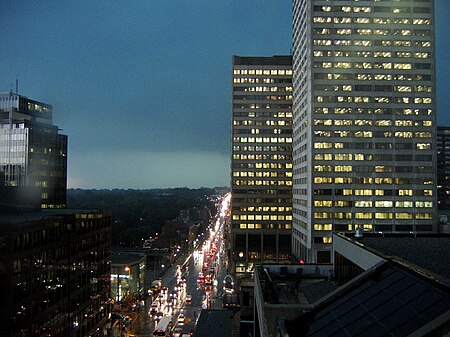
314, 224, 333, 231
416, 143, 432, 150
335, 154, 352, 161
314, 142, 332, 149
323, 237, 332, 244
355, 201, 373, 207
396, 201, 413, 207
355, 213, 372, 219
375, 213, 393, 219
334, 177, 352, 184
416, 213, 432, 220
314, 200, 332, 207
375, 201, 393, 207
314, 212, 332, 219
355, 189, 372, 196
314, 177, 333, 184
394, 63, 412, 70
396, 213, 413, 220
415, 201, 433, 208
355, 131, 372, 138
335, 165, 352, 172
398, 189, 413, 196
314, 165, 332, 172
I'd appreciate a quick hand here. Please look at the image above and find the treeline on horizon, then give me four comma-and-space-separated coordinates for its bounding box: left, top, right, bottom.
67, 187, 227, 247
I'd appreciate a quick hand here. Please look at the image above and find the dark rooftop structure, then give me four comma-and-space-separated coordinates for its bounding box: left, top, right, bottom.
254, 264, 338, 337
233, 55, 292, 66
255, 234, 450, 337
0, 208, 104, 224
195, 309, 239, 337
284, 260, 450, 337
257, 264, 337, 306
354, 235, 450, 280
111, 252, 146, 265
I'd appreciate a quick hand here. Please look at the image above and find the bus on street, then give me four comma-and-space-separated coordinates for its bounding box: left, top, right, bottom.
152, 316, 172, 336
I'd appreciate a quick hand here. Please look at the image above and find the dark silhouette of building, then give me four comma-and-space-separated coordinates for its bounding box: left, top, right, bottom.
0, 209, 112, 337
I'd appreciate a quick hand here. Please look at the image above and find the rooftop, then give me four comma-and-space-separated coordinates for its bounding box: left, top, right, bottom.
284, 260, 450, 337
195, 309, 239, 337
257, 264, 337, 306
0, 209, 105, 225
341, 233, 450, 281
111, 252, 146, 266
233, 55, 292, 66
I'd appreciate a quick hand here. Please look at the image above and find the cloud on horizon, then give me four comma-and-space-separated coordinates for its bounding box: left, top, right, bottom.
68, 150, 230, 189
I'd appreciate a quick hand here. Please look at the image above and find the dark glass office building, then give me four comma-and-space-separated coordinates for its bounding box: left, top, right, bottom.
0, 92, 67, 209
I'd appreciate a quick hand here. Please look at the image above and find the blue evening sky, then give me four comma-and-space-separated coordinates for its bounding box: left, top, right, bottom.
1, 1, 449, 189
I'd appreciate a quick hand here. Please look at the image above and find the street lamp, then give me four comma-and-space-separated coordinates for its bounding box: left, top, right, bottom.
124, 266, 131, 298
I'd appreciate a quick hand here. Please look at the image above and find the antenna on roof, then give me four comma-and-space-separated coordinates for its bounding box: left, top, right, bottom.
16, 77, 19, 94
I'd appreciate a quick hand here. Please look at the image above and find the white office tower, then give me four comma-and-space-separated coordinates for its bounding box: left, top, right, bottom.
291, 0, 436, 263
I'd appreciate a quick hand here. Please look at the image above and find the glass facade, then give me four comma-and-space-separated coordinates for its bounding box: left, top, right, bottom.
0, 93, 67, 209
231, 56, 293, 276
292, 0, 437, 263
111, 254, 146, 303
437, 127, 450, 210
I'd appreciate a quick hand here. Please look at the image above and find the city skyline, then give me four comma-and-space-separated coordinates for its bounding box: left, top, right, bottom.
1, 1, 449, 189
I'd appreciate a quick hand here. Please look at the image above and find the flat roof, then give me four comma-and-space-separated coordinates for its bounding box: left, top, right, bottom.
111, 252, 145, 265
0, 209, 105, 225
285, 260, 450, 337
257, 264, 338, 306
195, 309, 237, 337
343, 234, 450, 280
233, 55, 292, 66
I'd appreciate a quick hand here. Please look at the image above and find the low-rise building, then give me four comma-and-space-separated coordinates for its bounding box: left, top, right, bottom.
111, 252, 146, 303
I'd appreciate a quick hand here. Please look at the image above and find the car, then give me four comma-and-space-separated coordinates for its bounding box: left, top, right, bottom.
177, 313, 185, 324
155, 311, 163, 321
205, 274, 213, 285
172, 327, 183, 337
170, 290, 178, 299
150, 303, 158, 315
223, 275, 234, 293
185, 294, 192, 304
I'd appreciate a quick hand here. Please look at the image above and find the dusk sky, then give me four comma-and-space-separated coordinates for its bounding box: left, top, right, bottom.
1, 1, 449, 189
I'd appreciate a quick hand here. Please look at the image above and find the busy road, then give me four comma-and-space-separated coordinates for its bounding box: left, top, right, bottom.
126, 193, 231, 337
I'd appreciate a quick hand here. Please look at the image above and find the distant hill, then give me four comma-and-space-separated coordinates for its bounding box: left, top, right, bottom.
67, 187, 224, 247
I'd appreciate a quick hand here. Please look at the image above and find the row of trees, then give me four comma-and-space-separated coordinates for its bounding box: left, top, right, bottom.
67, 187, 221, 246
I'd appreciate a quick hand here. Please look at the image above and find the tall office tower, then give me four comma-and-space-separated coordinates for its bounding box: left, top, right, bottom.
0, 92, 67, 210
0, 209, 112, 337
437, 126, 450, 210
231, 55, 293, 276
292, 1, 436, 263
